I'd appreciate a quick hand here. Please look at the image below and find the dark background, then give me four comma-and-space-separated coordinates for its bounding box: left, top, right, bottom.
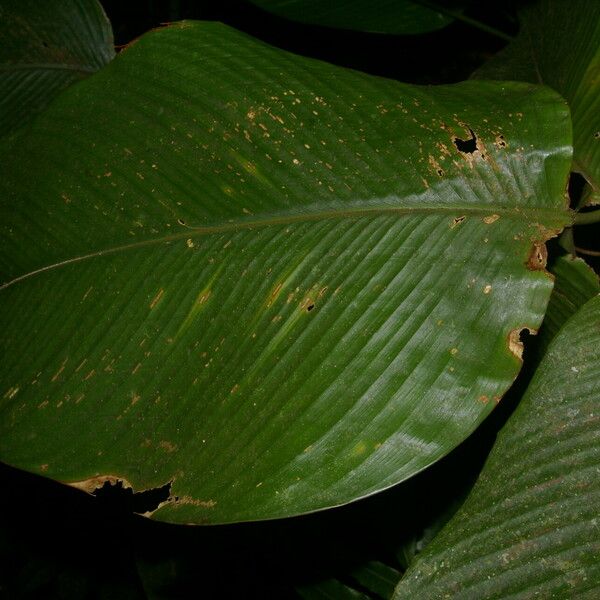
1, 1, 597, 598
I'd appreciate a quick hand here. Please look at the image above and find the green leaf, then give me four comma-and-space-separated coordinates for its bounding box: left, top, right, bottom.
294, 256, 599, 598
538, 254, 600, 348
246, 0, 463, 35
473, 0, 600, 196
0, 21, 572, 524
297, 560, 402, 600
394, 292, 600, 598
348, 561, 401, 598
0, 0, 114, 139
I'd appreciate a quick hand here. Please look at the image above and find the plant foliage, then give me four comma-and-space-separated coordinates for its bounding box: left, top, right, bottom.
0, 0, 598, 596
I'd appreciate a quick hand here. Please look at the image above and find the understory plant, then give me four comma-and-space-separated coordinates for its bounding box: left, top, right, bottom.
0, 0, 598, 597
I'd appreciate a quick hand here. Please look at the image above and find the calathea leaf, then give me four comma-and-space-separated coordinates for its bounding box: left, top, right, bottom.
394, 291, 600, 598
0, 0, 114, 139
0, 21, 571, 524
474, 0, 600, 201
246, 0, 464, 35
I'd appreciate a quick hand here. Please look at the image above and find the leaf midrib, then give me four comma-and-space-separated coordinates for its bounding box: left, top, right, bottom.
0, 203, 570, 291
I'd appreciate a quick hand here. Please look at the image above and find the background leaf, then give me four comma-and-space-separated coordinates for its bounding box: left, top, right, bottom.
473, 0, 600, 198
246, 0, 464, 35
0, 21, 571, 524
0, 0, 115, 139
394, 291, 600, 598
537, 254, 599, 349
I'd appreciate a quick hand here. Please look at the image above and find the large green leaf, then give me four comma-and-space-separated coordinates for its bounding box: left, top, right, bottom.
0, 21, 571, 524
394, 292, 600, 598
0, 0, 114, 139
247, 0, 463, 35
296, 254, 599, 598
474, 0, 600, 198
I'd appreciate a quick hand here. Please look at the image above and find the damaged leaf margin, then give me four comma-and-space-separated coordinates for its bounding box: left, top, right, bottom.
65, 475, 219, 519
0, 21, 573, 524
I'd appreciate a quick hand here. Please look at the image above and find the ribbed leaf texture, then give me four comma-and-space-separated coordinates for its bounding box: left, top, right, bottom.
395, 292, 600, 598
0, 22, 572, 524
0, 0, 114, 138
538, 255, 599, 348
474, 0, 600, 201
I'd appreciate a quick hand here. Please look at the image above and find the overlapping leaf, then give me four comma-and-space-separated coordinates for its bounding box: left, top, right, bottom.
0, 0, 114, 139
0, 21, 571, 524
474, 0, 600, 201
294, 254, 600, 599
247, 0, 463, 35
394, 292, 600, 598
537, 254, 599, 348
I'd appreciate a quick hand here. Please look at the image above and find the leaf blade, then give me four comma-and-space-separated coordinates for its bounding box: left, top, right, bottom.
0, 22, 572, 524
0, 0, 114, 138
474, 0, 600, 196
394, 292, 600, 597
246, 0, 462, 35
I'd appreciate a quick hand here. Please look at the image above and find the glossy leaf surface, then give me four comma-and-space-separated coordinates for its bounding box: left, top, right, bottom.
247, 0, 462, 34
298, 254, 599, 598
395, 292, 600, 598
0, 22, 571, 524
0, 0, 114, 138
474, 0, 600, 197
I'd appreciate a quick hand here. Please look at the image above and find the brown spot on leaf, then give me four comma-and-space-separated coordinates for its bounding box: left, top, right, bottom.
159, 441, 177, 453
300, 297, 316, 312
494, 134, 507, 149
173, 496, 216, 508
51, 357, 69, 382
527, 242, 548, 271
149, 288, 164, 309
428, 155, 444, 177
508, 328, 532, 361
451, 215, 466, 229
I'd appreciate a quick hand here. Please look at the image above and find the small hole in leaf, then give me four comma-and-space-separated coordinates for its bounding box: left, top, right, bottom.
306, 303, 315, 312
453, 128, 477, 154
519, 328, 531, 344
519, 328, 533, 361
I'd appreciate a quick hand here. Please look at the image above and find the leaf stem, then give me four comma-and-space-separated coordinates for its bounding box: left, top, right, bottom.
574, 209, 600, 225
575, 246, 600, 257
